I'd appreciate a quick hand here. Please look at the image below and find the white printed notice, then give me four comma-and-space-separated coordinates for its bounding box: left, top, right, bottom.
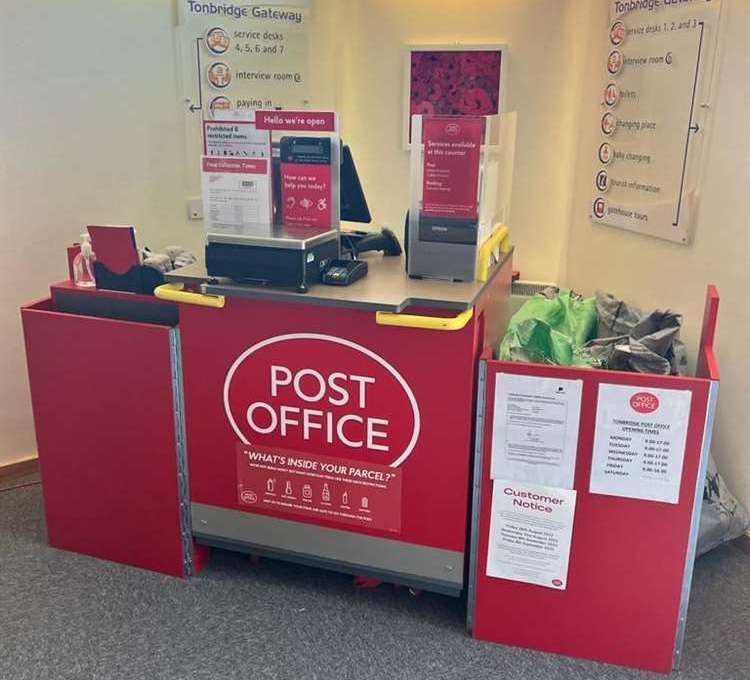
491, 374, 582, 489
203, 119, 271, 157
486, 480, 576, 590
201, 156, 272, 230
590, 384, 692, 504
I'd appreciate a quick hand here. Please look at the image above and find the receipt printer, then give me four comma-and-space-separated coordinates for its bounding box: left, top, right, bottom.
406, 211, 480, 282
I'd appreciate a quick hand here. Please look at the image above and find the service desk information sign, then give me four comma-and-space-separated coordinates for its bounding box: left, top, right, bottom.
421, 116, 483, 219
179, 0, 311, 117
486, 481, 577, 590
589, 384, 692, 504
591, 0, 721, 243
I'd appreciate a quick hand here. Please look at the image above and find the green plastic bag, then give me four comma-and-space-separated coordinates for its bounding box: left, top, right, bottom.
497, 289, 599, 367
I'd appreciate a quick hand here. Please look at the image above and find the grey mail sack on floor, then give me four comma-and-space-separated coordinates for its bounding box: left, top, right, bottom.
699, 456, 750, 556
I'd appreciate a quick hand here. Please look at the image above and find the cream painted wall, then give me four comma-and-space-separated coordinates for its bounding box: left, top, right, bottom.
561, 0, 750, 506
339, 0, 585, 282
0, 1, 201, 465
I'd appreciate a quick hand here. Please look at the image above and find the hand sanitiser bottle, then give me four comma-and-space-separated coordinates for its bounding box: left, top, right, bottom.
73, 234, 96, 287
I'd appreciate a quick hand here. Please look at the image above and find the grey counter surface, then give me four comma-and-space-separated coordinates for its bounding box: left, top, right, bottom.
165, 249, 512, 313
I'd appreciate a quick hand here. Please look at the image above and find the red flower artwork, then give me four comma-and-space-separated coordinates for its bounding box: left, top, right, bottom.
409, 49, 501, 139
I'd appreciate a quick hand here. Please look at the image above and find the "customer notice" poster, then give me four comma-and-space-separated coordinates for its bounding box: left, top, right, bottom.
486, 480, 577, 590
589, 384, 692, 504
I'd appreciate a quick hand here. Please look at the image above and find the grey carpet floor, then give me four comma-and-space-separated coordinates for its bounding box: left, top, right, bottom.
1, 480, 748, 680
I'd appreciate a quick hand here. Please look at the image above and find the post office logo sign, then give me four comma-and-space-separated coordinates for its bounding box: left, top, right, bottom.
224, 334, 421, 467
629, 391, 660, 414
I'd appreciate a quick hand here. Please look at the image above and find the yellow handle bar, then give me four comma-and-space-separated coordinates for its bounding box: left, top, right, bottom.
477, 224, 511, 283
154, 283, 225, 309
375, 307, 474, 331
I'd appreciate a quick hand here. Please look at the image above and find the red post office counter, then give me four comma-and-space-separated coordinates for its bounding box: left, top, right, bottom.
159, 249, 513, 595
21, 282, 207, 578
468, 287, 720, 673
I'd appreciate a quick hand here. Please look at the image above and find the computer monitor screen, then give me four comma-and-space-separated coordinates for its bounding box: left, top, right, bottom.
340, 145, 371, 224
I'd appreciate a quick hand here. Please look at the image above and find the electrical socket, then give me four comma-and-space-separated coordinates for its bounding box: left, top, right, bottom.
187, 198, 203, 220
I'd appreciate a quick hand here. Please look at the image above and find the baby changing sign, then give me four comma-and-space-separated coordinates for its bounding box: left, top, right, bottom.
589, 383, 692, 504
421, 116, 483, 219
223, 333, 421, 469
237, 444, 402, 532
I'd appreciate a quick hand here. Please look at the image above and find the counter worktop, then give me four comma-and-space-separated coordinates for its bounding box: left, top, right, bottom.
164, 249, 512, 313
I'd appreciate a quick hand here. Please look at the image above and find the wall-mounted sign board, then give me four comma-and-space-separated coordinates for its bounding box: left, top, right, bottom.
591, 0, 722, 244
178, 0, 312, 119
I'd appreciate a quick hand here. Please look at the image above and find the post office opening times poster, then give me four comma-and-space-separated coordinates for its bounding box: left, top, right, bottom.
590, 383, 692, 504
486, 480, 577, 590
491, 374, 583, 489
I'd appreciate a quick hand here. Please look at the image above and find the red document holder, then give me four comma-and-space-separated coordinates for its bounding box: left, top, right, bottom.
21, 289, 205, 577
87, 224, 140, 275
468, 287, 720, 674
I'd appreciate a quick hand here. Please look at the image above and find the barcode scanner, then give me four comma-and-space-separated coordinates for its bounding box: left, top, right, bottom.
341, 228, 402, 257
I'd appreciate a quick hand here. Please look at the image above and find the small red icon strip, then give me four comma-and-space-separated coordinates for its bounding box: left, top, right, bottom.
236, 444, 402, 533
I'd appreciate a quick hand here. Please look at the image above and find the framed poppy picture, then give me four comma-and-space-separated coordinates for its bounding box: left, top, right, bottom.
403, 44, 505, 148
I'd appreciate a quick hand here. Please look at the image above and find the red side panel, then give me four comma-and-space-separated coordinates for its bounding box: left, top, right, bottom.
87, 225, 140, 275
472, 361, 712, 674
696, 285, 720, 381
21, 299, 188, 577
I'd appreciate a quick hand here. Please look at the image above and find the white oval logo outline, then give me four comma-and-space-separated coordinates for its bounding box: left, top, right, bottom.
223, 333, 421, 468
